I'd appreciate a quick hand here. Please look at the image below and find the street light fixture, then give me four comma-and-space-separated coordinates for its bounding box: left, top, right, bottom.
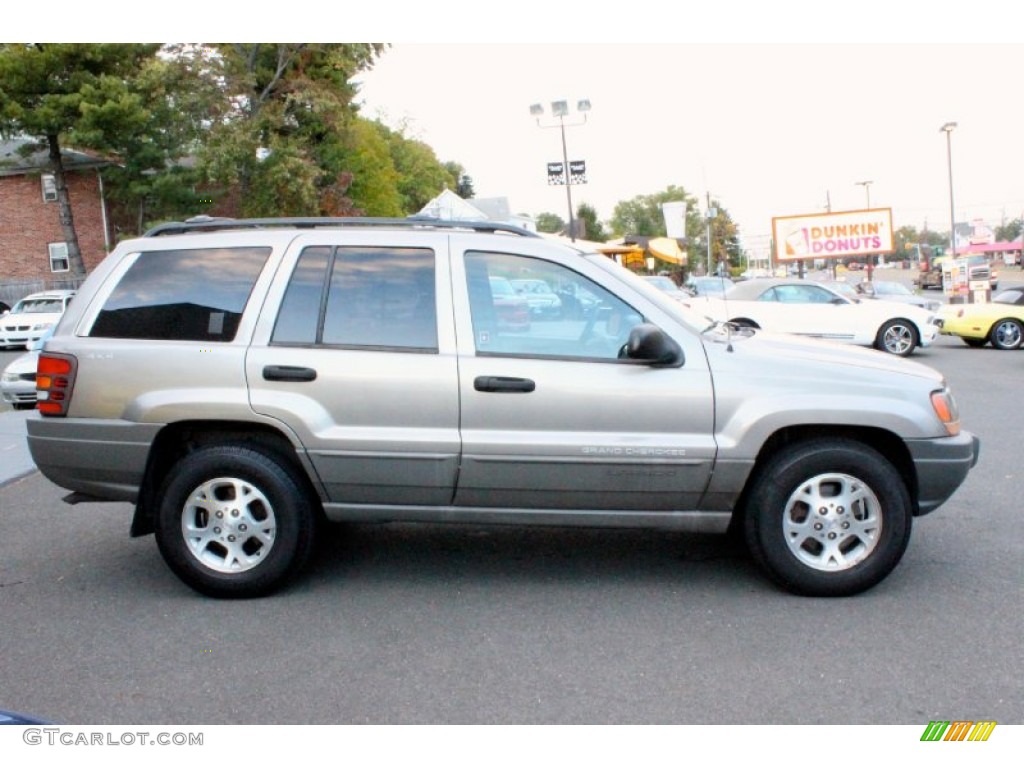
530, 99, 591, 242
940, 122, 957, 258
855, 180, 873, 209
855, 180, 874, 279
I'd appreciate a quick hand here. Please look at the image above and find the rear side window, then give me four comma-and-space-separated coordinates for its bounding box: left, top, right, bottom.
272, 245, 437, 351
90, 247, 271, 341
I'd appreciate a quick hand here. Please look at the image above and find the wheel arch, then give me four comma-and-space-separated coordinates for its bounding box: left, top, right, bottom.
729, 424, 919, 534
728, 317, 760, 329
131, 420, 323, 538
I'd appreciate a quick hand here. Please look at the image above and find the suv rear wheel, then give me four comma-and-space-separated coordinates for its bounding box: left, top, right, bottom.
155, 445, 317, 598
743, 439, 912, 596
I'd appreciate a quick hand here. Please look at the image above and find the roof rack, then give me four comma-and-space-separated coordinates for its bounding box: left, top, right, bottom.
143, 216, 541, 238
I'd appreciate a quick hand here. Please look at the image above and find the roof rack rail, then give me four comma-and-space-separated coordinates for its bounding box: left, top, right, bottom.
143, 215, 541, 238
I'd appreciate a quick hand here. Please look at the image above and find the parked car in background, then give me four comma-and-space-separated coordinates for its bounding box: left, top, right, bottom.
936, 288, 1024, 350
685, 275, 735, 297
0, 328, 52, 409
854, 280, 942, 313
821, 281, 859, 301
642, 275, 691, 302
510, 278, 562, 317
0, 290, 75, 349
739, 267, 771, 280
694, 278, 940, 356
488, 276, 531, 331
0, 300, 11, 315
917, 255, 998, 291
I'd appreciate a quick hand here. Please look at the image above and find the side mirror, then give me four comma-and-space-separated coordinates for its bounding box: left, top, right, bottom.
624, 323, 684, 367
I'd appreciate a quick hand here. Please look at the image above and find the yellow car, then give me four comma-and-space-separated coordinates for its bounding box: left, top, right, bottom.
937, 288, 1024, 349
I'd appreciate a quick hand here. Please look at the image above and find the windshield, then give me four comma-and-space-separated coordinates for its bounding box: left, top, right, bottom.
995, 289, 1023, 305
12, 298, 64, 314
874, 282, 911, 296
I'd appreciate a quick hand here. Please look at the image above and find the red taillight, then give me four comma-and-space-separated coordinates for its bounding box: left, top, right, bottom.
36, 353, 77, 416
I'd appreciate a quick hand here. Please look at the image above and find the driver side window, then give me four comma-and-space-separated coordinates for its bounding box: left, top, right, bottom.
465, 251, 643, 360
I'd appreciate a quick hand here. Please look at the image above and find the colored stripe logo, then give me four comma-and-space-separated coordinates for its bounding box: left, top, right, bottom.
921, 721, 996, 741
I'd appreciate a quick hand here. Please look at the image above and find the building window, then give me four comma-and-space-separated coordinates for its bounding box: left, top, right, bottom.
48, 242, 70, 273
41, 174, 58, 202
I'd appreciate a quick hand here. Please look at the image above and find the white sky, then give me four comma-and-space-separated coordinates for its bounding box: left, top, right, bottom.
355, 41, 1024, 255
20, 1, 1024, 256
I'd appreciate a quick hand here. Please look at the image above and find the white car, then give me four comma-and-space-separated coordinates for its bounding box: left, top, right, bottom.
693, 278, 939, 356
642, 275, 691, 302
0, 348, 40, 409
510, 278, 562, 316
853, 280, 942, 313
0, 290, 75, 350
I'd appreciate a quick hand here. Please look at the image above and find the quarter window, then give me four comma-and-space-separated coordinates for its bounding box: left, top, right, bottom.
90, 247, 271, 341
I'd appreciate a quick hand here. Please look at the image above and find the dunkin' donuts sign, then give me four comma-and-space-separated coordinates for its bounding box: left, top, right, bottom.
772, 209, 894, 262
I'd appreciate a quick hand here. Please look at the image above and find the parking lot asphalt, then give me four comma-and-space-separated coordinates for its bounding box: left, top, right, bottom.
0, 409, 35, 487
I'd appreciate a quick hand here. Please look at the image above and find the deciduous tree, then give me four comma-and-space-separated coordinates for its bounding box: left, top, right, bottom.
0, 43, 163, 272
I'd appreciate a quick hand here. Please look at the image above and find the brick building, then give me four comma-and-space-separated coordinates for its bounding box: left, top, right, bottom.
0, 137, 113, 304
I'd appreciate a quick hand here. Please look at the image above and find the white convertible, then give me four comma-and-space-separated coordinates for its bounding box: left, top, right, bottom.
691, 278, 939, 356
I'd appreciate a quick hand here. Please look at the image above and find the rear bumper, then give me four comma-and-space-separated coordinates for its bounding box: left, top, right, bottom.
26, 417, 162, 503
908, 431, 980, 515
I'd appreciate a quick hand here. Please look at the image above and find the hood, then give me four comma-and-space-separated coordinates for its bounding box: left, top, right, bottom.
701, 325, 944, 383
3, 351, 40, 376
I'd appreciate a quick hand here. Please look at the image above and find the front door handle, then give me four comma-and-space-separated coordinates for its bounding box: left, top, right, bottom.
263, 365, 317, 382
474, 376, 535, 393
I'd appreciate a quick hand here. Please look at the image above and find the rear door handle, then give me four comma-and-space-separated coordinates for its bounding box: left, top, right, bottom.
263, 365, 317, 382
474, 376, 535, 393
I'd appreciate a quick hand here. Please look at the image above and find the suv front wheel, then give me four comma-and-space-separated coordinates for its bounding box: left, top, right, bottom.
155, 445, 318, 598
743, 439, 912, 596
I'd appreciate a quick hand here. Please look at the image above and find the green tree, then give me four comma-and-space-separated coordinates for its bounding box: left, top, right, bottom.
609, 186, 701, 238
197, 43, 386, 217
695, 197, 741, 270
373, 120, 459, 214
101, 46, 224, 234
535, 212, 564, 233
576, 203, 608, 241
0, 43, 163, 273
609, 185, 704, 264
439, 162, 474, 198
337, 118, 403, 217
995, 218, 1023, 243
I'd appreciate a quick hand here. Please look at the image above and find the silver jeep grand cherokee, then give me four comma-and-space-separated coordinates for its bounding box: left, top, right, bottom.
27, 217, 979, 598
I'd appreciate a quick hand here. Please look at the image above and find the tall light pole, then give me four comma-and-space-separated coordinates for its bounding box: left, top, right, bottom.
855, 180, 874, 278
531, 99, 590, 242
940, 122, 957, 258
855, 180, 873, 209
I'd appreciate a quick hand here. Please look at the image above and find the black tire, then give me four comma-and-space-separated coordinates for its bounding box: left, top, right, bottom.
874, 318, 918, 356
155, 445, 318, 598
961, 337, 987, 348
743, 439, 912, 597
988, 318, 1023, 351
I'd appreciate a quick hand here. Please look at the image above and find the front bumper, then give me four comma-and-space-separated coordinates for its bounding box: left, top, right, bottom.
908, 431, 980, 515
919, 322, 940, 347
